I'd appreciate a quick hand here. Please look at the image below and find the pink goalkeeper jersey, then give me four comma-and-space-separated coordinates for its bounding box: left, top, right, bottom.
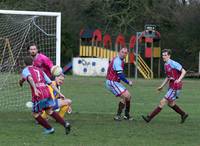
22, 66, 52, 102
33, 53, 53, 78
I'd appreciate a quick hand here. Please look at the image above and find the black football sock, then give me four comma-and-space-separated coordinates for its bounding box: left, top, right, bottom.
125, 100, 130, 116
117, 102, 125, 116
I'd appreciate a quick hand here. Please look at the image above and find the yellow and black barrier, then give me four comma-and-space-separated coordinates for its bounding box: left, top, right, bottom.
80, 45, 129, 63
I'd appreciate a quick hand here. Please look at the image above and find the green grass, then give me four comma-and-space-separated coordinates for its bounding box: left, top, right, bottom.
0, 76, 200, 146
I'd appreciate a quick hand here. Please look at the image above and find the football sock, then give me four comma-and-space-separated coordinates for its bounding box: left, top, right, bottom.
125, 100, 130, 116
170, 104, 185, 116
35, 115, 52, 129
117, 102, 125, 116
50, 111, 66, 127
58, 105, 68, 118
149, 106, 162, 119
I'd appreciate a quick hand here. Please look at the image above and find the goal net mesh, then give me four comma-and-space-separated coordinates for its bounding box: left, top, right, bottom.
0, 12, 58, 111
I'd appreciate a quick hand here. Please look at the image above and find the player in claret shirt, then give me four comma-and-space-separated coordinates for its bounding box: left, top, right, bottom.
142, 49, 188, 123
106, 47, 133, 121
19, 56, 70, 135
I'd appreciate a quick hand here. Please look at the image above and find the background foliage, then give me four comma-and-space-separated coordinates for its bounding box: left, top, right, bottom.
0, 0, 199, 71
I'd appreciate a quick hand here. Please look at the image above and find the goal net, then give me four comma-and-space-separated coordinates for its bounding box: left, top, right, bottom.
0, 10, 61, 111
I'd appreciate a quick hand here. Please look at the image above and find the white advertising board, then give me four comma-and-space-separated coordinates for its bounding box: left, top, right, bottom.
73, 57, 109, 76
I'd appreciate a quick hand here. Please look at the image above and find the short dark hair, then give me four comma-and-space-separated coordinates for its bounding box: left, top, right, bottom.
24, 56, 33, 66
119, 47, 129, 52
162, 49, 171, 55
27, 42, 37, 51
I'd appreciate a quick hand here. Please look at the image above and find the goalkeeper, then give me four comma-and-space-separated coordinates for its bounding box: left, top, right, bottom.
41, 74, 72, 120
27, 42, 54, 79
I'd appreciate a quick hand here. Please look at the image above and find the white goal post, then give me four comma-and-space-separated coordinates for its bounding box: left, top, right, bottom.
199, 51, 200, 73
0, 10, 61, 65
0, 10, 61, 111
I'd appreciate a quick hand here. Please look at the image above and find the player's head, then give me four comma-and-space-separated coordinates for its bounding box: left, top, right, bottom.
55, 74, 65, 86
119, 47, 128, 59
162, 49, 171, 62
27, 43, 38, 57
23, 56, 33, 66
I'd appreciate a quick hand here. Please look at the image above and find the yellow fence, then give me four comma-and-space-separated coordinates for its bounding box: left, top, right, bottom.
79, 45, 128, 63
134, 54, 153, 79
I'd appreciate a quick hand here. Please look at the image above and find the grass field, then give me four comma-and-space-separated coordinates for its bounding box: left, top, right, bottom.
0, 76, 200, 146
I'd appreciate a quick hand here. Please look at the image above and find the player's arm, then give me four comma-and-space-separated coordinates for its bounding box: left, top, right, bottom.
19, 78, 25, 87
19, 68, 28, 87
157, 77, 169, 91
27, 76, 40, 96
175, 68, 186, 83
172, 61, 186, 83
20, 69, 40, 96
50, 84, 65, 98
114, 58, 132, 86
43, 71, 65, 98
19, 69, 27, 87
117, 71, 132, 86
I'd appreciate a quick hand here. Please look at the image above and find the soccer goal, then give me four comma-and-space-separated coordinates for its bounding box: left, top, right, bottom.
0, 10, 61, 111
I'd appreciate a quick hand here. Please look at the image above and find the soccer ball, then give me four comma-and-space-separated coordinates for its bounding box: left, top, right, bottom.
51, 65, 62, 76
26, 101, 33, 108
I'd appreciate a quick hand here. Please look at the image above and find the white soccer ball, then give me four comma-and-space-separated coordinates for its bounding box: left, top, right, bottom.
51, 65, 62, 76
26, 101, 33, 108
